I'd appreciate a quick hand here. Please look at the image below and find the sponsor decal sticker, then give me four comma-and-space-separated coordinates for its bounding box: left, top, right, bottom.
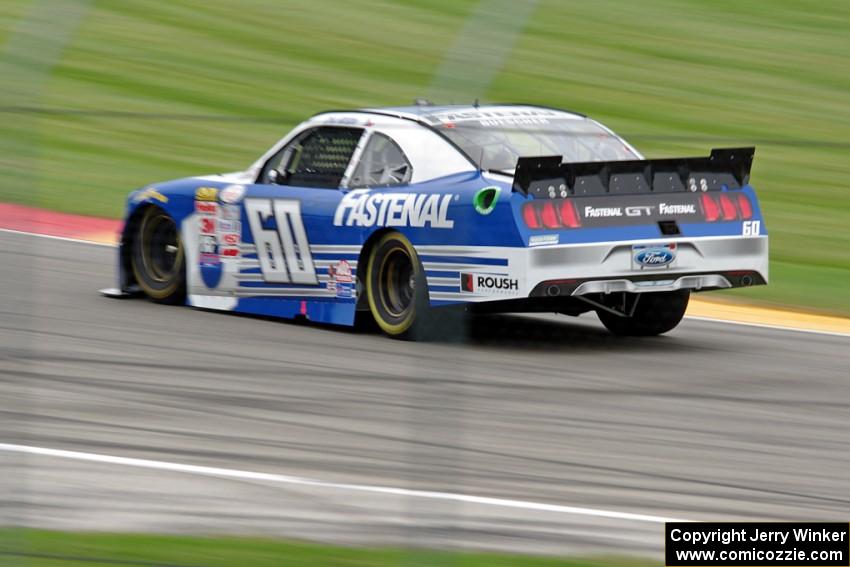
195, 201, 218, 216
460, 273, 475, 293
195, 186, 218, 201
327, 259, 354, 298
584, 206, 623, 218
334, 189, 455, 229
632, 243, 676, 269
622, 204, 697, 217
574, 195, 704, 226
199, 235, 222, 288
199, 235, 217, 255
658, 202, 697, 215
219, 184, 245, 204
220, 232, 240, 246
625, 205, 653, 217
460, 273, 519, 296
221, 204, 241, 220
218, 219, 241, 233
528, 234, 559, 247
132, 187, 168, 204
324, 116, 364, 126
199, 217, 216, 236
220, 246, 240, 258
199, 252, 220, 265
423, 108, 560, 127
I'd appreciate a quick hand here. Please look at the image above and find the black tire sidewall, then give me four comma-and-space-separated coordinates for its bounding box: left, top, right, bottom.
130, 207, 186, 304
366, 233, 428, 338
598, 290, 690, 336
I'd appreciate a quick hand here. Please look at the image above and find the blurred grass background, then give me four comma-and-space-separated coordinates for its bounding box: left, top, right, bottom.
1, 0, 849, 313
0, 529, 655, 567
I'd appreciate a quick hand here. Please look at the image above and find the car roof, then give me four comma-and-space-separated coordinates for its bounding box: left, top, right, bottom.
312, 104, 586, 126
369, 103, 585, 120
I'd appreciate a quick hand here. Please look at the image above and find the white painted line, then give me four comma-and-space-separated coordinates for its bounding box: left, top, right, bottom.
2, 228, 847, 339
0, 228, 116, 247
0, 442, 686, 524
685, 315, 850, 339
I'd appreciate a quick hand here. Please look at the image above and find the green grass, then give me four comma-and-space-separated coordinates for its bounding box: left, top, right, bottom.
1, 0, 849, 313
0, 529, 652, 567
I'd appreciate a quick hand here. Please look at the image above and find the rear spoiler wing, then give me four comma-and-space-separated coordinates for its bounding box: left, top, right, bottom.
512, 147, 755, 197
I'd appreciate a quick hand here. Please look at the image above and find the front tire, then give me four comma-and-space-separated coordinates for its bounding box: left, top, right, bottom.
597, 290, 689, 336
366, 232, 429, 339
130, 207, 185, 304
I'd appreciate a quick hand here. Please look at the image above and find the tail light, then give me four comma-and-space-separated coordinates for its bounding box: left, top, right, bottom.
702, 192, 752, 222
522, 203, 541, 229
719, 193, 738, 221
558, 200, 581, 228
736, 194, 753, 219
522, 200, 582, 230
540, 201, 560, 229
701, 193, 721, 222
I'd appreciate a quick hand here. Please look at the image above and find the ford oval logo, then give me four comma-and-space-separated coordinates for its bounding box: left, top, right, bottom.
634, 247, 675, 267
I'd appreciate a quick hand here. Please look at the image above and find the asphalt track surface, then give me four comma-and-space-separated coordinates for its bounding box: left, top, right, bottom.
2, 230, 849, 557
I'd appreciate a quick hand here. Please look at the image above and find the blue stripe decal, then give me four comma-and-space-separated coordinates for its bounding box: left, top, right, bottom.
238, 281, 325, 289
425, 270, 460, 278
428, 285, 460, 293
430, 299, 464, 307
239, 267, 356, 276
311, 252, 360, 260
419, 255, 508, 266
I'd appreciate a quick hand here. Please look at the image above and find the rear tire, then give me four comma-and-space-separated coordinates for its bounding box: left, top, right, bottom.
130, 207, 185, 304
597, 290, 689, 336
365, 232, 432, 339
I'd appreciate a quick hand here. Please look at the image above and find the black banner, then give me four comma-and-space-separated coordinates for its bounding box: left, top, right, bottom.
571, 193, 705, 227
666, 522, 849, 566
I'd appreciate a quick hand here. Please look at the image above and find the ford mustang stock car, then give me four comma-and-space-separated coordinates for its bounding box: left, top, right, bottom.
102, 104, 768, 338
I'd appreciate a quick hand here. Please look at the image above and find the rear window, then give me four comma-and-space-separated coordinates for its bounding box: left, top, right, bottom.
434, 113, 637, 171
350, 132, 412, 188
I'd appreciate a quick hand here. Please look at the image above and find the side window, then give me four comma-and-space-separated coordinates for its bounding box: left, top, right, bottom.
260, 126, 364, 188
350, 132, 413, 188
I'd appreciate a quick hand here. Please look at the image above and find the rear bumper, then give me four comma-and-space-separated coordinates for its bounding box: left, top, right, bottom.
424, 235, 768, 304
527, 235, 767, 297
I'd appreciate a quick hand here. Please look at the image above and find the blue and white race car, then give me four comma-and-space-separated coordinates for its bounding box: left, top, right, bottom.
106, 104, 768, 338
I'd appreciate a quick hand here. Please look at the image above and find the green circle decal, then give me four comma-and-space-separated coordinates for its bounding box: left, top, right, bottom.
473, 186, 501, 215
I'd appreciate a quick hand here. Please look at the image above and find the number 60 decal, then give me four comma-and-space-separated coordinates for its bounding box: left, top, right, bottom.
742, 220, 761, 237
245, 199, 318, 284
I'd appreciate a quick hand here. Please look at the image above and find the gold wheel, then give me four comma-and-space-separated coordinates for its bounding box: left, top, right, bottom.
366, 232, 423, 337
130, 207, 185, 303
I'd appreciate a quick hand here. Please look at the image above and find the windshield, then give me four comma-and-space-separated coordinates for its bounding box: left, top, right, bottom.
434, 114, 638, 171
